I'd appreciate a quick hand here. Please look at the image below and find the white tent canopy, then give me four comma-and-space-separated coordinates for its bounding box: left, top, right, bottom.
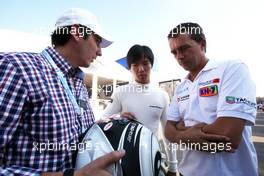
0, 29, 51, 52
0, 29, 130, 80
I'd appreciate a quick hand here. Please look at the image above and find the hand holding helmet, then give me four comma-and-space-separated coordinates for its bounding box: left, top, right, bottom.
75, 150, 126, 176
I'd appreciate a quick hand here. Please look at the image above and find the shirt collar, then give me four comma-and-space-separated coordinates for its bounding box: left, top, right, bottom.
201, 59, 218, 72
43, 46, 73, 76
131, 80, 152, 89
133, 80, 150, 85
184, 59, 219, 81
68, 67, 85, 80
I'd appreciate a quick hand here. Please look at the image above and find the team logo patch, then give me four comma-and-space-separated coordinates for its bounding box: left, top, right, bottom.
177, 95, 190, 102
199, 85, 218, 97
199, 78, 220, 86
226, 96, 236, 104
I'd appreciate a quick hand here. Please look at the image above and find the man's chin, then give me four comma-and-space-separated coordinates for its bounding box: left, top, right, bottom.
81, 62, 91, 68
137, 79, 149, 84
182, 65, 191, 71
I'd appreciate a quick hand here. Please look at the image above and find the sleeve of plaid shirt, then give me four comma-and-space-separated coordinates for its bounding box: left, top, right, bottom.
0, 58, 41, 175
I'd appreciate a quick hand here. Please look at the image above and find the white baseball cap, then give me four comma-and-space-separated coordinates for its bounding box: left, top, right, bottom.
55, 8, 113, 48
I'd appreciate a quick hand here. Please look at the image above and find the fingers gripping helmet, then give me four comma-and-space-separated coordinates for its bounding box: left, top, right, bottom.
75, 119, 164, 176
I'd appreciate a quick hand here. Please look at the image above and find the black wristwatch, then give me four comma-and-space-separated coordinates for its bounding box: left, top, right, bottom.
63, 168, 75, 176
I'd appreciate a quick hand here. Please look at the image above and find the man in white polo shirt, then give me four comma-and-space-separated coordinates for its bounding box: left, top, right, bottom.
165, 22, 258, 176
103, 44, 177, 175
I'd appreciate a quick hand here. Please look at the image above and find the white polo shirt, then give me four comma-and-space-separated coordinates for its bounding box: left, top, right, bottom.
167, 59, 258, 176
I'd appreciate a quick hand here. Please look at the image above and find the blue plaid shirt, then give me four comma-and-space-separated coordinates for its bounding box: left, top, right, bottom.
0, 47, 95, 175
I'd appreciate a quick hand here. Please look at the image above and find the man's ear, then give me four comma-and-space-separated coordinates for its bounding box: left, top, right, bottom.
200, 39, 206, 52
70, 25, 81, 42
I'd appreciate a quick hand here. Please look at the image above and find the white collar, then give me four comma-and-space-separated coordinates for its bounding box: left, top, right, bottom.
184, 59, 219, 81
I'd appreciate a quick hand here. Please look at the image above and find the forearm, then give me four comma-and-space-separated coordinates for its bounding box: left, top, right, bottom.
165, 140, 178, 172
102, 94, 121, 118
165, 120, 231, 153
201, 117, 245, 149
160, 117, 177, 172
165, 121, 190, 144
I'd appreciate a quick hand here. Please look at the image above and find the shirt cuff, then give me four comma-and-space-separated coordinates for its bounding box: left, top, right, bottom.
167, 115, 181, 122
167, 160, 178, 172
217, 110, 255, 126
1, 165, 41, 176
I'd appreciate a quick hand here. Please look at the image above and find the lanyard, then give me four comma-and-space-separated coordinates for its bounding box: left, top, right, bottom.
42, 50, 82, 116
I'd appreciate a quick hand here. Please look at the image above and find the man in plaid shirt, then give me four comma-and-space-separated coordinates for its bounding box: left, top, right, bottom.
0, 8, 125, 176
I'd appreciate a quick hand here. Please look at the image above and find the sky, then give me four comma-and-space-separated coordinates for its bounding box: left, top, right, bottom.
1, 0, 264, 96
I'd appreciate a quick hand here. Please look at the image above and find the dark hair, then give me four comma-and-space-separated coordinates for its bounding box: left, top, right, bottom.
51, 25, 92, 47
126, 44, 154, 69
168, 22, 206, 44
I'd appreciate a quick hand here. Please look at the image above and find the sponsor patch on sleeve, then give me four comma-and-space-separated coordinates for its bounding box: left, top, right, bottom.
225, 96, 257, 108
199, 85, 218, 97
226, 96, 236, 104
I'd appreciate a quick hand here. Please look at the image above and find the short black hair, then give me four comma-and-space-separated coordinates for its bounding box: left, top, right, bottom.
51, 25, 92, 47
168, 22, 206, 44
126, 44, 154, 69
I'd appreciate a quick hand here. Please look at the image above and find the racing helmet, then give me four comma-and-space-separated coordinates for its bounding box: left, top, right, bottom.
75, 118, 165, 176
